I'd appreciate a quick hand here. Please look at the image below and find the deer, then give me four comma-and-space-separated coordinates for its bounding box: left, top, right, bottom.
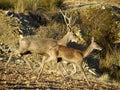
5, 9, 85, 72
5, 30, 80, 68
37, 37, 102, 86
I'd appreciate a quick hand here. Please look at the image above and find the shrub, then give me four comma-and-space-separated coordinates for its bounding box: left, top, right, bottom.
99, 49, 120, 81
78, 5, 120, 81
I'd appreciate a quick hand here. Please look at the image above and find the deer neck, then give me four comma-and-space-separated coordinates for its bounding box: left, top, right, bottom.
82, 44, 94, 58
57, 33, 69, 46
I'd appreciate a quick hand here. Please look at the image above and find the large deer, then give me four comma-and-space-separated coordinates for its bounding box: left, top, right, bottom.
38, 37, 102, 86
5, 10, 85, 71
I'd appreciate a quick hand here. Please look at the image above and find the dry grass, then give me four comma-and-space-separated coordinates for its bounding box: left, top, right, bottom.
111, 50, 120, 66
0, 0, 64, 13
98, 74, 110, 82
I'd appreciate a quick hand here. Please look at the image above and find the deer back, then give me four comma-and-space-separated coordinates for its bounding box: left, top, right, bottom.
19, 36, 57, 54
53, 45, 83, 63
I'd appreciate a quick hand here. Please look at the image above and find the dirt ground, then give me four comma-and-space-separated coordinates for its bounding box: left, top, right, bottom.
0, 2, 120, 89
0, 60, 120, 90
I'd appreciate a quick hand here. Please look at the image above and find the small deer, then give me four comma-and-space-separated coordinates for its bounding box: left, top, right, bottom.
38, 37, 102, 86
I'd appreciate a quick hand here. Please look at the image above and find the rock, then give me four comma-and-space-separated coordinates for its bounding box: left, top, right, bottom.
0, 57, 3, 61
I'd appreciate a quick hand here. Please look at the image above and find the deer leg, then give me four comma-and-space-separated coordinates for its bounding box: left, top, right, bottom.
76, 62, 90, 86
23, 56, 32, 69
5, 52, 21, 66
57, 62, 66, 78
65, 63, 77, 77
5, 53, 13, 67
71, 63, 77, 75
37, 54, 55, 78
56, 58, 69, 76
60, 62, 69, 76
37, 56, 47, 78
59, 62, 77, 77
57, 60, 77, 77
32, 54, 42, 70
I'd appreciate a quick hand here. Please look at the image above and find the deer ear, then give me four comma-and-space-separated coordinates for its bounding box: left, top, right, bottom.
91, 37, 94, 43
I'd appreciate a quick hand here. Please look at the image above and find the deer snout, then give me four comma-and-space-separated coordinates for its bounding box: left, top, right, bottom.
99, 47, 102, 51
97, 46, 102, 51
